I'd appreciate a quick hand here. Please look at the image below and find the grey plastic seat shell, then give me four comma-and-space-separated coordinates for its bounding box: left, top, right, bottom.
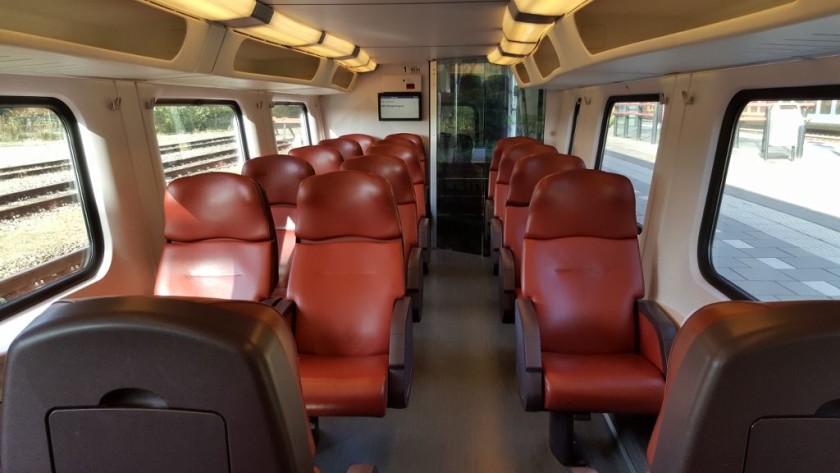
0, 296, 314, 473
648, 300, 840, 473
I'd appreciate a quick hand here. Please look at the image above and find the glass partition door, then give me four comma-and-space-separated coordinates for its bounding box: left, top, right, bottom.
434, 59, 544, 254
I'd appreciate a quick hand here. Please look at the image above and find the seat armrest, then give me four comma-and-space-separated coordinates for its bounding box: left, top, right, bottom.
637, 299, 678, 376
273, 298, 297, 330
388, 296, 413, 408
418, 218, 430, 250
490, 217, 503, 252
346, 465, 379, 473
515, 298, 543, 411
499, 247, 516, 323
406, 246, 424, 322
490, 217, 503, 275
500, 247, 516, 294
419, 217, 430, 274
407, 246, 422, 292
484, 198, 493, 227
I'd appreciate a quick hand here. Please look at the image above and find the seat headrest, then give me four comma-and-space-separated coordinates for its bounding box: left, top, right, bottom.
367, 143, 424, 184
490, 136, 539, 171
507, 153, 585, 206
163, 172, 273, 243
340, 155, 416, 205
497, 142, 557, 183
288, 145, 343, 174
0, 296, 314, 473
319, 138, 363, 160
340, 133, 377, 153
295, 171, 402, 241
241, 154, 315, 206
385, 133, 424, 157
526, 169, 637, 240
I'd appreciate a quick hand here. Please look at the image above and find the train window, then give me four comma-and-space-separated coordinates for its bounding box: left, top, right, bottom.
152, 101, 246, 183
701, 87, 840, 301
0, 99, 101, 314
596, 95, 665, 226
272, 102, 311, 153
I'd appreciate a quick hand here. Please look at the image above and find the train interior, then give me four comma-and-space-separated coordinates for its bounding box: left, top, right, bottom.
2, 0, 840, 471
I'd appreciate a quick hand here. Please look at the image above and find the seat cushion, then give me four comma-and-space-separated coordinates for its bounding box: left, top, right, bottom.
542, 352, 664, 414
299, 355, 389, 417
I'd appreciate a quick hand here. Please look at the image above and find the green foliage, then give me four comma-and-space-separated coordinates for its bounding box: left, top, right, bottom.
0, 107, 65, 143
153, 105, 235, 135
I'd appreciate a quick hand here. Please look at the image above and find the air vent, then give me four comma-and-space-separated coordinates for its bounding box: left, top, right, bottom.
534, 36, 561, 78
234, 39, 320, 81
515, 63, 531, 84
331, 66, 355, 89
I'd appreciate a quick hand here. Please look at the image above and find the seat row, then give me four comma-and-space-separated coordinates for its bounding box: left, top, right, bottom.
153, 133, 430, 428
486, 136, 840, 470
6, 289, 840, 471
287, 134, 431, 273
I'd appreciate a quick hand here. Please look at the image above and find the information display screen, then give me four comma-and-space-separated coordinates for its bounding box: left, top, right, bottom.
378, 92, 422, 121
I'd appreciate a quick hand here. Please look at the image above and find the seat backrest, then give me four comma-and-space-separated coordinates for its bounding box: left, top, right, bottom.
241, 154, 315, 293
494, 141, 556, 221
319, 137, 363, 160
340, 133, 377, 153
289, 145, 343, 174
368, 141, 427, 217
155, 172, 277, 301
288, 171, 405, 358
0, 296, 315, 473
385, 132, 426, 162
488, 136, 539, 199
341, 154, 419, 266
648, 300, 840, 473
504, 153, 585, 287
522, 169, 642, 355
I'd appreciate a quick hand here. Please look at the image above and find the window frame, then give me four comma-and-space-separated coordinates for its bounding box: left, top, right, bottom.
0, 96, 103, 318
594, 94, 662, 169
698, 84, 840, 301
595, 94, 662, 231
152, 99, 249, 169
271, 101, 312, 149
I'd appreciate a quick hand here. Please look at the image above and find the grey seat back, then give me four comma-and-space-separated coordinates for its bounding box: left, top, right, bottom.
0, 296, 314, 473
649, 300, 840, 473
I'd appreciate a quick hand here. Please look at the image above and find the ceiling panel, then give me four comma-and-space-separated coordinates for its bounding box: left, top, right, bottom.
264, 1, 506, 63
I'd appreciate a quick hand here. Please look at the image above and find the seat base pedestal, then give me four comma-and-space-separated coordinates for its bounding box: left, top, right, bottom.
549, 412, 587, 466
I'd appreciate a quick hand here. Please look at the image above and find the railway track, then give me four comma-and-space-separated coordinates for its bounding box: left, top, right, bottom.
0, 135, 271, 220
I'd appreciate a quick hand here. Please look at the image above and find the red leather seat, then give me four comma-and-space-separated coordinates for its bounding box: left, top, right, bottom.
385, 133, 427, 180
514, 169, 675, 465
646, 300, 840, 473
242, 154, 315, 297
278, 171, 413, 418
0, 296, 375, 473
369, 140, 430, 273
289, 145, 343, 174
319, 137, 363, 160
340, 133, 377, 154
154, 172, 277, 302
490, 141, 556, 274
498, 153, 585, 323
341, 155, 424, 321
485, 137, 539, 244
